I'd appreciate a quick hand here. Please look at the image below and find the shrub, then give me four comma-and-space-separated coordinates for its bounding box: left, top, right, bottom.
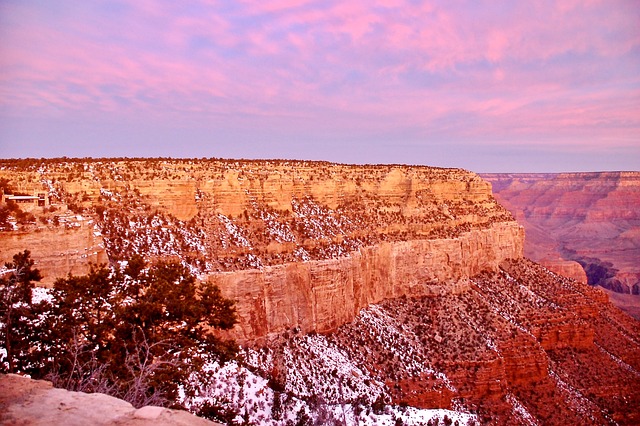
1, 251, 238, 410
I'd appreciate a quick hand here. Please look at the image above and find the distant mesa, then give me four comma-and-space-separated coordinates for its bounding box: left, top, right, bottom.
0, 157, 522, 340
482, 172, 640, 318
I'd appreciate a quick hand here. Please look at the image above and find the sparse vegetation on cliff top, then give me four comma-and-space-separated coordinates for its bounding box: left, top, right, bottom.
0, 158, 514, 279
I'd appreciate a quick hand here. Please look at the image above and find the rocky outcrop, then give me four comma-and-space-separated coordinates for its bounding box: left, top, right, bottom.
1, 158, 522, 337
538, 258, 588, 283
0, 220, 107, 287
250, 258, 640, 425
0, 374, 221, 426
210, 222, 523, 341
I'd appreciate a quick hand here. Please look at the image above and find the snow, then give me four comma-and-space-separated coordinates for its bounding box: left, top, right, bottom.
31, 287, 53, 304
251, 202, 296, 243
506, 393, 539, 426
218, 214, 251, 248
279, 333, 386, 402
357, 305, 452, 387
595, 342, 640, 376
0, 267, 16, 277
98, 208, 209, 271
246, 253, 263, 269
549, 369, 599, 422
184, 358, 477, 426
292, 196, 353, 240
294, 247, 311, 262
390, 407, 476, 426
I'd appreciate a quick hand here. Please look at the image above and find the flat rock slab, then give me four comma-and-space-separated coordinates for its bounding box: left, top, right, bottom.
0, 374, 220, 426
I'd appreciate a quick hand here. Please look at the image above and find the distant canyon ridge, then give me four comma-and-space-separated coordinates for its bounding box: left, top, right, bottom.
481, 172, 640, 317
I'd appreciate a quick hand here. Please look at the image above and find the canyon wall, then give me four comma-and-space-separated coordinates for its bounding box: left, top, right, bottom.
0, 219, 107, 286
209, 222, 523, 340
1, 158, 523, 337
246, 257, 640, 425
481, 172, 640, 296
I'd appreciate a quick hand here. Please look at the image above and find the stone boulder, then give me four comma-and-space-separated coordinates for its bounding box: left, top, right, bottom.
0, 374, 220, 426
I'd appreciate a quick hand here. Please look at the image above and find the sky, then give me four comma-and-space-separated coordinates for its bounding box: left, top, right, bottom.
0, 0, 639, 172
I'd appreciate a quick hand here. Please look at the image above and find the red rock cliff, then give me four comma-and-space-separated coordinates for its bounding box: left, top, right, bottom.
210, 222, 523, 341
481, 171, 640, 317
1, 159, 523, 338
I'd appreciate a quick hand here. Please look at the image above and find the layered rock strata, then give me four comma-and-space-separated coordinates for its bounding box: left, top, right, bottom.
482, 172, 640, 317
0, 220, 107, 286
209, 221, 523, 340
481, 172, 640, 290
1, 158, 522, 337
251, 258, 640, 425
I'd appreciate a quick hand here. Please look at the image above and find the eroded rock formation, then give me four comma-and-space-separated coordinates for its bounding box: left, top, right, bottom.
481, 172, 640, 317
250, 258, 640, 425
0, 222, 107, 286
210, 222, 522, 341
1, 158, 521, 338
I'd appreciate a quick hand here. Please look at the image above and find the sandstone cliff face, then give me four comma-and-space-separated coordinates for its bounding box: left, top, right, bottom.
0, 219, 107, 286
481, 172, 640, 316
536, 258, 588, 284
209, 222, 523, 340
1, 159, 521, 338
250, 258, 640, 425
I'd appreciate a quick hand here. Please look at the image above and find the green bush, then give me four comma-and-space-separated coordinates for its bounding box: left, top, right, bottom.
0, 251, 238, 409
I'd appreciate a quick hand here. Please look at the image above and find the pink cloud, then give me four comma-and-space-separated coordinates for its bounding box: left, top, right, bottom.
238, 0, 315, 14
1, 0, 638, 158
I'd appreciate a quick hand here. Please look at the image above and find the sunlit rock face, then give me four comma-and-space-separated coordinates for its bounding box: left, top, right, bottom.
1, 158, 521, 336
211, 222, 523, 341
243, 258, 640, 425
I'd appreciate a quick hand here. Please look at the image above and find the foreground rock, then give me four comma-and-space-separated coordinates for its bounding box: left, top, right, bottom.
0, 374, 220, 426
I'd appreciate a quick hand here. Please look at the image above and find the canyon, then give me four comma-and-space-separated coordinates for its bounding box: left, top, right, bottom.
1, 158, 639, 424
212, 222, 522, 341
481, 172, 640, 318
248, 257, 640, 425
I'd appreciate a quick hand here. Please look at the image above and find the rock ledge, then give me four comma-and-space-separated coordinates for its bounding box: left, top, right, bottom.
0, 374, 220, 426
